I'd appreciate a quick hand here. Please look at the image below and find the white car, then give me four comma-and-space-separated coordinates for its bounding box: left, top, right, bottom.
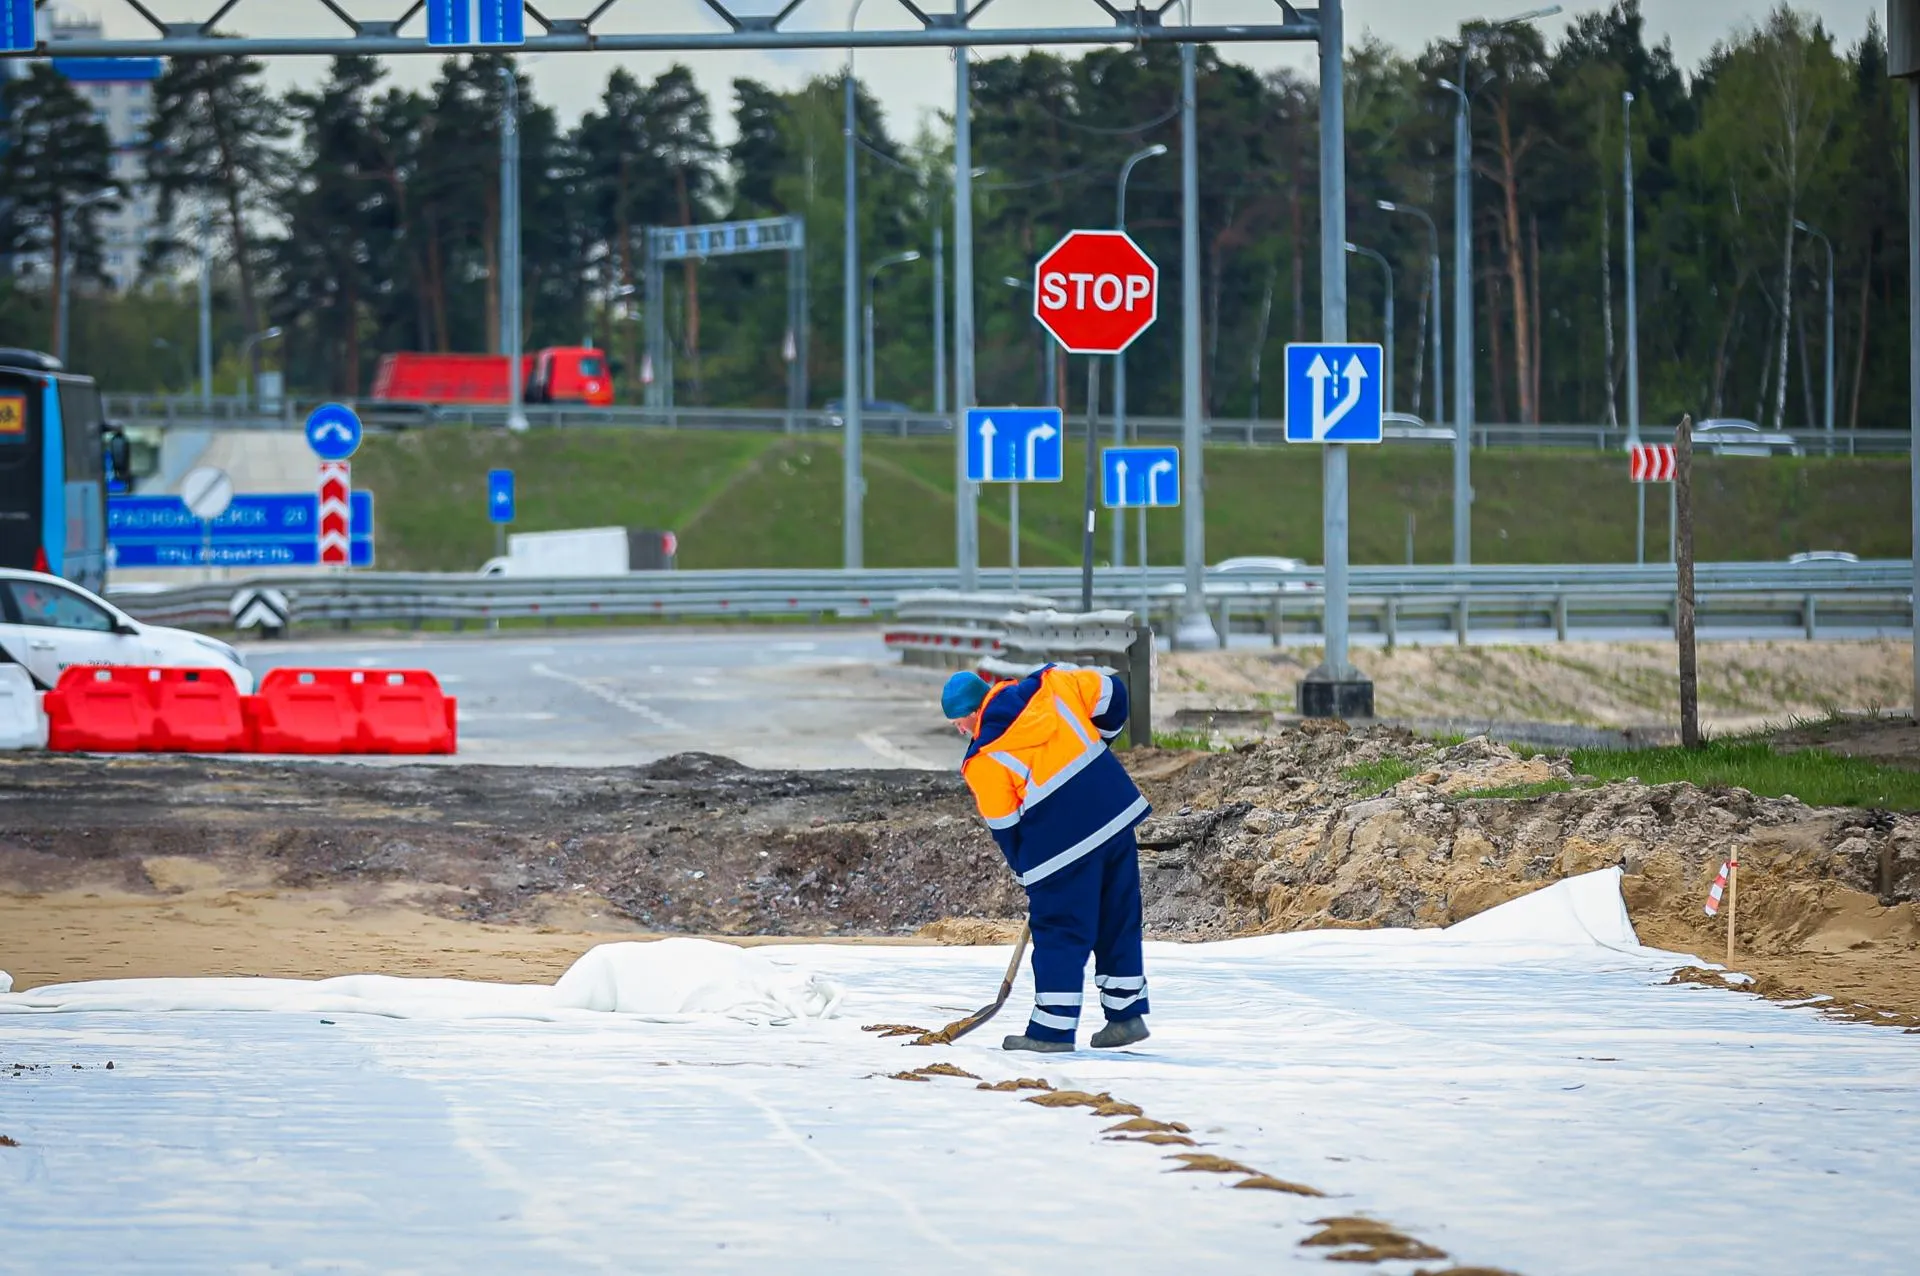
1210, 556, 1320, 592
0, 569, 254, 693
1694, 418, 1803, 457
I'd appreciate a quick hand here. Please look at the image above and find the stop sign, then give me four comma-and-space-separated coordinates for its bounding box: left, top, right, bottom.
1031, 229, 1159, 354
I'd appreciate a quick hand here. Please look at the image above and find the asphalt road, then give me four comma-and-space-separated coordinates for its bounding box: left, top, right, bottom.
243, 628, 960, 770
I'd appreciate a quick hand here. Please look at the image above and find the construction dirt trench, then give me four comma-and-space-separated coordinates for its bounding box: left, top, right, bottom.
3, 725, 1918, 1028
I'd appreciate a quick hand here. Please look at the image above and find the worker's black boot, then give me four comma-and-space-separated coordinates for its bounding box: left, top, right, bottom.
1090, 1016, 1150, 1049
1002, 1034, 1073, 1053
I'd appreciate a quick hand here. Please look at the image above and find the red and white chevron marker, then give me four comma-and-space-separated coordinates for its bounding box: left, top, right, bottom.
1628, 443, 1676, 482
318, 461, 351, 566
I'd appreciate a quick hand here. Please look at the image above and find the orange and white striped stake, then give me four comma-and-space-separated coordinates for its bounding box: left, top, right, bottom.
1703, 857, 1739, 960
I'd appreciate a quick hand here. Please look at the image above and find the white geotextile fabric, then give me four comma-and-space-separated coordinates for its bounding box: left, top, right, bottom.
0, 938, 842, 1025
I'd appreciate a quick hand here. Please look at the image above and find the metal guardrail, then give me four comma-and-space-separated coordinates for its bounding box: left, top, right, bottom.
884, 590, 1056, 668
107, 561, 1913, 647
103, 393, 1914, 456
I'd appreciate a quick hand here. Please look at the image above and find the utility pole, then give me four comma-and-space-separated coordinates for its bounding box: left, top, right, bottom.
953, 3, 979, 590
1625, 90, 1643, 563
1795, 218, 1836, 449
500, 68, 528, 433
1174, 36, 1214, 648
842, 50, 864, 568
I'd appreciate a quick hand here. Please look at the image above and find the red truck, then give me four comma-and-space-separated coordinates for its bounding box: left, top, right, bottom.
370, 347, 615, 407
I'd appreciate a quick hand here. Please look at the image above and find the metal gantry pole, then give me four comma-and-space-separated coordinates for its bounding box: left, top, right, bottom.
1317, 0, 1356, 689
1909, 79, 1920, 716
953, 11, 979, 590
1174, 37, 1214, 648
1625, 90, 1643, 563
500, 69, 528, 433
842, 59, 863, 569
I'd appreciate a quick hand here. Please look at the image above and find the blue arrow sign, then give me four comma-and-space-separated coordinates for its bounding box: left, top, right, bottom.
426, 0, 525, 47
1102, 446, 1180, 508
304, 402, 363, 461
488, 469, 515, 524
2, 0, 34, 53
1284, 343, 1385, 444
108, 493, 375, 568
965, 407, 1064, 483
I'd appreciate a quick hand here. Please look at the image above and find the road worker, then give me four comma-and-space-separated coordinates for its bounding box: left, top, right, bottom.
942, 667, 1151, 1053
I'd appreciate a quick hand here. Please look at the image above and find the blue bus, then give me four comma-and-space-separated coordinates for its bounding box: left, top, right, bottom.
0, 348, 108, 592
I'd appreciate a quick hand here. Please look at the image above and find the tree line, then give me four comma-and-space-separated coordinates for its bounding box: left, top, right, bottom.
0, 1, 1908, 432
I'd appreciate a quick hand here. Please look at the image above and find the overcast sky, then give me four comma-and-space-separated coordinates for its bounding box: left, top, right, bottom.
58, 1, 1887, 139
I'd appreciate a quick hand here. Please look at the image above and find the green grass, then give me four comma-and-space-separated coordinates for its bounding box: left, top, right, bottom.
1342, 757, 1421, 796
1152, 730, 1228, 752
1566, 741, 1920, 811
348, 428, 1911, 571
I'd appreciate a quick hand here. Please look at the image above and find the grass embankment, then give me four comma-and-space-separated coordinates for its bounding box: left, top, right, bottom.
350, 428, 1910, 572
1335, 737, 1920, 811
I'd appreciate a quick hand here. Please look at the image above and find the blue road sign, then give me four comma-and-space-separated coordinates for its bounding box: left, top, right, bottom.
1102, 446, 1180, 509
964, 407, 1064, 483
488, 469, 515, 524
2, 0, 34, 54
304, 402, 363, 461
426, 0, 525, 47
108, 492, 375, 568
1284, 343, 1385, 444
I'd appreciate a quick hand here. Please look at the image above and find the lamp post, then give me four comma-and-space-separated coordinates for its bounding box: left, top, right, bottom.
498, 67, 528, 433
238, 326, 283, 413
843, 0, 869, 569
1378, 200, 1444, 431
1624, 88, 1646, 561
864, 250, 921, 403
952, 0, 979, 589
1113, 141, 1168, 569
1437, 5, 1561, 567
1001, 276, 1055, 405
56, 187, 117, 367
1345, 241, 1395, 413
1794, 218, 1836, 448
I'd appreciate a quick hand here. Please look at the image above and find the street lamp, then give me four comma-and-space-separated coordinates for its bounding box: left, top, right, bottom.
1112, 141, 1169, 569
238, 326, 283, 413
842, 0, 871, 569
57, 188, 117, 367
1377, 200, 1443, 429
1436, 4, 1561, 567
1345, 242, 1395, 414
864, 250, 921, 403
1794, 218, 1836, 446
1002, 276, 1056, 405
498, 67, 528, 433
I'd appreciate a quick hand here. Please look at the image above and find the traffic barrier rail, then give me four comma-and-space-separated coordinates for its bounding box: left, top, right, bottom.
978, 608, 1156, 748
106, 561, 1912, 640
884, 590, 1057, 668
253, 668, 457, 755
0, 665, 46, 750
47, 665, 248, 753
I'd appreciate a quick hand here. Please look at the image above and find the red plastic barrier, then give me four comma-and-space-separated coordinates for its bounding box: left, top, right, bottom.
252, 668, 456, 755
151, 667, 250, 752
357, 670, 455, 754
46, 666, 158, 752
252, 668, 361, 753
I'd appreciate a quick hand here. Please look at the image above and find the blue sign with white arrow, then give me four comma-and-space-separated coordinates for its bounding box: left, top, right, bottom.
426, 0, 525, 47
304, 402, 363, 461
1284, 343, 1385, 444
108, 492, 376, 568
488, 469, 515, 524
965, 407, 1064, 483
2, 0, 35, 54
1102, 446, 1180, 508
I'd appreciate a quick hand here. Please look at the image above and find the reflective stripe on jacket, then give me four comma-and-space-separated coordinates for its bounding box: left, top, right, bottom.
961, 664, 1148, 886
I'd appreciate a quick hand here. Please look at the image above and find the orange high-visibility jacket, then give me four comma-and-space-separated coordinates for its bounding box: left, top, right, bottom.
960, 664, 1148, 887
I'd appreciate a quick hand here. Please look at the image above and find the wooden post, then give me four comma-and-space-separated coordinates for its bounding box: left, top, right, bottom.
1675, 414, 1701, 749
1726, 856, 1738, 962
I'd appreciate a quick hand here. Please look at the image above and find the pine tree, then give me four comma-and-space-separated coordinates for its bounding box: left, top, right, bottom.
0, 64, 117, 352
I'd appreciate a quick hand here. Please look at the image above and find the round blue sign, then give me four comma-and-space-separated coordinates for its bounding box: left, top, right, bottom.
305, 402, 363, 461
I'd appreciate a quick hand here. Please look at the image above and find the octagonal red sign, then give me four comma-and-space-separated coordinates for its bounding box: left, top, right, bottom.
1031, 229, 1160, 355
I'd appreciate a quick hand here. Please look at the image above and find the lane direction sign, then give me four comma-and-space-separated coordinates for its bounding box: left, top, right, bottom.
1284, 343, 1385, 444
965, 407, 1064, 483
426, 0, 525, 47
304, 402, 363, 461
2, 0, 35, 54
488, 469, 516, 523
1102, 446, 1180, 508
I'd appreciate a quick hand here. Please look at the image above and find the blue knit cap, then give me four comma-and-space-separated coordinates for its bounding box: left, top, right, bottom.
941, 671, 991, 720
